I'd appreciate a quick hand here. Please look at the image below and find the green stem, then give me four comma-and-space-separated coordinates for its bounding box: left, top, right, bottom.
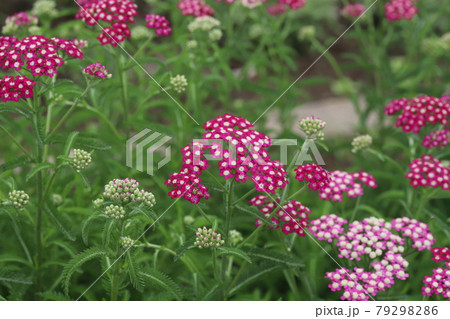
349, 196, 361, 223
0, 125, 34, 161
287, 185, 307, 200
84, 104, 123, 141
232, 188, 256, 206
212, 249, 221, 282
118, 54, 130, 138
280, 149, 301, 205
195, 204, 213, 225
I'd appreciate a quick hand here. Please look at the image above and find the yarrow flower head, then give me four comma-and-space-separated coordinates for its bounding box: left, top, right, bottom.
2, 12, 38, 35
229, 230, 243, 245
422, 129, 450, 149
278, 0, 306, 10
351, 134, 372, 153
178, 0, 215, 17
308, 214, 347, 242
391, 217, 435, 251
32, 0, 57, 17
241, 0, 267, 9
70, 149, 92, 172
405, 155, 450, 190
105, 204, 126, 219
267, 4, 287, 16
102, 178, 156, 207
340, 4, 365, 18
166, 114, 288, 204
188, 16, 221, 32
0, 35, 84, 77
249, 195, 311, 237
8, 190, 29, 210
195, 227, 225, 248
431, 247, 450, 263
170, 75, 188, 93
145, 14, 172, 36
385, 96, 450, 133
82, 62, 112, 79
75, 0, 138, 46
422, 249, 450, 300
299, 116, 326, 140
318, 170, 377, 202
385, 0, 418, 22
71, 39, 88, 48
0, 75, 36, 103
120, 236, 135, 249
294, 163, 330, 191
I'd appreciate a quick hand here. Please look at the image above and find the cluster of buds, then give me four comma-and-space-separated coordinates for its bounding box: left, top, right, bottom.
188, 16, 222, 42
228, 229, 243, 245
32, 0, 57, 17
299, 116, 326, 140
8, 190, 29, 210
70, 149, 92, 172
102, 178, 156, 207
195, 227, 225, 249
2, 12, 39, 35
351, 134, 372, 153
82, 62, 112, 79
120, 236, 135, 249
104, 204, 126, 219
170, 75, 188, 93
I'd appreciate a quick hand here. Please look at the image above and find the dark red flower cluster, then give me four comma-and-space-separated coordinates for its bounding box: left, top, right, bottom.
145, 14, 172, 36
0, 75, 36, 102
166, 114, 288, 204
177, 0, 215, 17
431, 247, 450, 263
294, 163, 330, 191
422, 129, 450, 149
385, 0, 418, 22
385, 96, 450, 133
0, 35, 83, 77
75, 0, 138, 46
249, 194, 311, 237
405, 155, 450, 190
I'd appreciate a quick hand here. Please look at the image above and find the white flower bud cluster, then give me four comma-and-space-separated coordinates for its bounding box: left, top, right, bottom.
188, 17, 222, 42
93, 198, 104, 208
229, 229, 243, 246
102, 178, 156, 208
105, 204, 126, 219
120, 236, 135, 249
32, 0, 57, 17
351, 134, 372, 153
299, 116, 326, 140
8, 190, 29, 210
170, 75, 188, 93
71, 149, 92, 172
195, 227, 225, 249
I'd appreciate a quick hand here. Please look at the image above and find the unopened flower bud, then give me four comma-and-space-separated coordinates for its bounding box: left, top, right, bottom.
195, 226, 225, 249
170, 75, 188, 93
299, 116, 326, 140
9, 190, 29, 210
71, 149, 92, 172
120, 236, 135, 249
351, 134, 372, 153
105, 204, 126, 219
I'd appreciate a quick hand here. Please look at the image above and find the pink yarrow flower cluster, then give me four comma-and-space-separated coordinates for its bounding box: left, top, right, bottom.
294, 163, 330, 191
341, 4, 365, 18
431, 247, 450, 263
0, 35, 83, 77
75, 0, 138, 46
405, 155, 450, 190
166, 114, 288, 203
0, 75, 36, 102
177, 0, 215, 17
422, 248, 450, 300
249, 195, 311, 236
308, 214, 347, 242
267, 0, 306, 15
5, 12, 38, 27
422, 129, 450, 149
385, 96, 450, 133
82, 62, 111, 79
385, 0, 418, 22
145, 14, 172, 36
317, 170, 377, 202
391, 217, 435, 251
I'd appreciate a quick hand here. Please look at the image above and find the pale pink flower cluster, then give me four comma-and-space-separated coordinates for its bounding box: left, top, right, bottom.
391, 217, 435, 251
385, 0, 418, 22
340, 4, 365, 18
308, 214, 347, 242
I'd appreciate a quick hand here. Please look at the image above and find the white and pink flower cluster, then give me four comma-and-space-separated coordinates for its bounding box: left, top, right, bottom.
340, 4, 365, 18
317, 170, 377, 202
0, 35, 83, 77
385, 0, 418, 22
166, 114, 288, 203
391, 217, 435, 251
422, 129, 450, 149
308, 214, 347, 242
422, 247, 450, 300
405, 155, 450, 190
82, 62, 112, 79
178, 0, 215, 17
0, 75, 36, 103
5, 11, 38, 27
145, 14, 172, 36
75, 0, 138, 46
249, 194, 311, 237
294, 163, 330, 191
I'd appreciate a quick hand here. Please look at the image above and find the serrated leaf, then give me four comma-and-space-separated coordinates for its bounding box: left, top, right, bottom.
44, 204, 76, 241
61, 246, 109, 295
229, 263, 281, 295
139, 269, 183, 300
63, 131, 79, 156
0, 155, 31, 172
0, 106, 31, 118
81, 214, 103, 246
242, 247, 304, 268
235, 204, 276, 227
38, 291, 71, 301
31, 114, 45, 146
126, 251, 144, 292
26, 162, 54, 181
174, 240, 195, 262
0, 270, 32, 285
217, 247, 252, 263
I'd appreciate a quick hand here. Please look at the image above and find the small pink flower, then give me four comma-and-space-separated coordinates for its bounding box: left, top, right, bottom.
422, 129, 450, 149
82, 62, 111, 78
177, 0, 215, 17
295, 163, 330, 191
405, 155, 450, 190
308, 214, 347, 242
145, 14, 172, 36
278, 0, 306, 10
385, 0, 418, 22
341, 4, 365, 18
267, 4, 286, 16
391, 217, 435, 251
0, 75, 36, 102
422, 265, 450, 300
5, 11, 38, 27
431, 247, 450, 263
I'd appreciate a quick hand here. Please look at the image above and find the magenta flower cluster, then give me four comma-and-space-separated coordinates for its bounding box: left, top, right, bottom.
5, 12, 38, 27
405, 155, 450, 190
308, 214, 347, 242
75, 0, 138, 46
82, 62, 111, 79
385, 96, 450, 134
317, 170, 377, 202
249, 195, 311, 237
267, 0, 306, 16
145, 14, 172, 36
0, 75, 36, 103
385, 0, 418, 22
422, 129, 450, 149
391, 217, 435, 251
294, 163, 330, 191
340, 4, 365, 18
422, 248, 450, 301
166, 114, 288, 204
0, 35, 83, 77
431, 247, 450, 263
177, 0, 215, 17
